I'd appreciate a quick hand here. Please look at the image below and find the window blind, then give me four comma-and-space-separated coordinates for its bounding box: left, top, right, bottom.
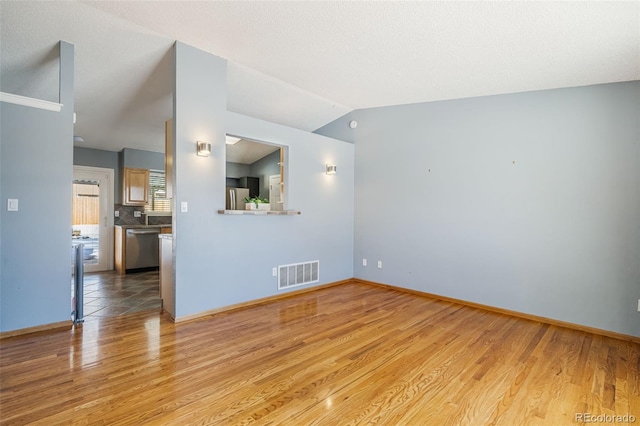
145, 171, 171, 212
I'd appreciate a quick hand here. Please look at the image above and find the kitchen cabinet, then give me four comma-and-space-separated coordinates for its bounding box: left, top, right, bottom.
123, 167, 149, 205
115, 225, 167, 274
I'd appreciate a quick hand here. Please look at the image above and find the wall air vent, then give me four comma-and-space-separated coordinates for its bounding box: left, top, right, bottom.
278, 260, 319, 290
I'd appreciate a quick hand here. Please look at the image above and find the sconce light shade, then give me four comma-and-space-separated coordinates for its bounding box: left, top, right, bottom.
197, 141, 211, 157
326, 164, 337, 175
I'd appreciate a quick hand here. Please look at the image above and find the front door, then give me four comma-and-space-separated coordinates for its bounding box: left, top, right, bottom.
72, 166, 114, 272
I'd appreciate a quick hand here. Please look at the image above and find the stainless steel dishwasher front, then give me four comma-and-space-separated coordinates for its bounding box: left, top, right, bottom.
125, 228, 161, 269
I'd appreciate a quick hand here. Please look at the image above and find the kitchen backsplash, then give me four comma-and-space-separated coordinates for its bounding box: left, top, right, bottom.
114, 204, 172, 226
147, 215, 172, 225
114, 204, 144, 225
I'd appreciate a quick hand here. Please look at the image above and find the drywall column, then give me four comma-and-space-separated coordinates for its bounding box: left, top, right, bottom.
171, 42, 354, 320
0, 41, 75, 332
172, 42, 227, 317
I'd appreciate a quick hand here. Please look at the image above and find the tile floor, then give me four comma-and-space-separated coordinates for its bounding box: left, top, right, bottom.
78, 269, 162, 319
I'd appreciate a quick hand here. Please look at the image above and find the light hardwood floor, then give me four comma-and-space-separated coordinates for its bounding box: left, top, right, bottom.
1, 282, 638, 425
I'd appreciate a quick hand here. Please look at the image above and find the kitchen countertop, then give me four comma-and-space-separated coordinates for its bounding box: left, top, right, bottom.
217, 210, 301, 215
115, 224, 172, 229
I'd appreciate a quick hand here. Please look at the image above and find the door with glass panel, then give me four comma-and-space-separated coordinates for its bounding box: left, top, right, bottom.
72, 166, 114, 272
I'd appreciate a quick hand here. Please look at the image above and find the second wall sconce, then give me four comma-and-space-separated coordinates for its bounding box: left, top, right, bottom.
197, 141, 211, 157
326, 164, 337, 175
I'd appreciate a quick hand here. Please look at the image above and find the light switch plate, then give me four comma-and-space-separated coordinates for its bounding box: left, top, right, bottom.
7, 199, 18, 211
181, 201, 188, 213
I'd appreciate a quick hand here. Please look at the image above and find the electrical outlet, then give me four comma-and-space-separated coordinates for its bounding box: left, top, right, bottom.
134, 211, 141, 218
114, 210, 119, 217
362, 259, 367, 266
272, 267, 278, 277
377, 260, 382, 269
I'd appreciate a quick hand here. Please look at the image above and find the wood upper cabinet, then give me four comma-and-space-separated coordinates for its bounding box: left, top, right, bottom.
123, 167, 149, 205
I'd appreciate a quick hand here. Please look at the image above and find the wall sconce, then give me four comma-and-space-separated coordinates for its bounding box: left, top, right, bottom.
326, 164, 337, 175
197, 141, 211, 157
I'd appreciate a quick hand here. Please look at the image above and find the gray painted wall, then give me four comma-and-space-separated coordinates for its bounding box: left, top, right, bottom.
250, 150, 280, 199
74, 147, 163, 204
226, 162, 251, 179
319, 81, 640, 337
226, 151, 280, 198
0, 42, 75, 332
73, 146, 119, 169
173, 41, 228, 318
172, 42, 354, 319
121, 147, 164, 171
73, 146, 120, 200
313, 112, 357, 144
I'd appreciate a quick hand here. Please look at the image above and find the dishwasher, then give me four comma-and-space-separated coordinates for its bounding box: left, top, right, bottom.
125, 228, 161, 270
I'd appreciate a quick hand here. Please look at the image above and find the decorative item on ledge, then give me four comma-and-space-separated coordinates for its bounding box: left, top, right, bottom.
218, 210, 301, 215
244, 196, 270, 211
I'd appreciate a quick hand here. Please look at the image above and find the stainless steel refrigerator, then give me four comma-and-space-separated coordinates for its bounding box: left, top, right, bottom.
226, 187, 250, 210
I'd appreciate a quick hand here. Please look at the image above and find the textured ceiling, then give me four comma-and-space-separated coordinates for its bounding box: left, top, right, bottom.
1, 1, 638, 154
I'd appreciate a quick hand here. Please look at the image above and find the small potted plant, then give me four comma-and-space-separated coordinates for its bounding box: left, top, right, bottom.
244, 196, 270, 211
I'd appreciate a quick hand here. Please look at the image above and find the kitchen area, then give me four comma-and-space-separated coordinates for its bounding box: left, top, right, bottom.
114, 150, 172, 271
73, 131, 176, 318
112, 132, 175, 318
73, 129, 285, 321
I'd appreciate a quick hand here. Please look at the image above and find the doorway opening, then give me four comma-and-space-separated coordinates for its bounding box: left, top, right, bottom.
72, 166, 114, 272
72, 165, 161, 319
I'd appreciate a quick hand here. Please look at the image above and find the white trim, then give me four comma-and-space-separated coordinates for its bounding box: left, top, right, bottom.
0, 92, 63, 112
73, 166, 115, 272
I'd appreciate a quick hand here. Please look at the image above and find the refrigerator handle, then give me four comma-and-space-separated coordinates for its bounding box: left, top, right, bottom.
230, 189, 236, 210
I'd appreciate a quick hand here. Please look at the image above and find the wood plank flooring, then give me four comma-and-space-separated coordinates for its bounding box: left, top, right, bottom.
1, 282, 638, 425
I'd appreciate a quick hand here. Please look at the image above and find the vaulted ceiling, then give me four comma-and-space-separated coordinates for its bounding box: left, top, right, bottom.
1, 1, 638, 153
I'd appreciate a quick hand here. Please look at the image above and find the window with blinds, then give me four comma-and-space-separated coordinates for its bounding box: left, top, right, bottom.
145, 170, 171, 212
